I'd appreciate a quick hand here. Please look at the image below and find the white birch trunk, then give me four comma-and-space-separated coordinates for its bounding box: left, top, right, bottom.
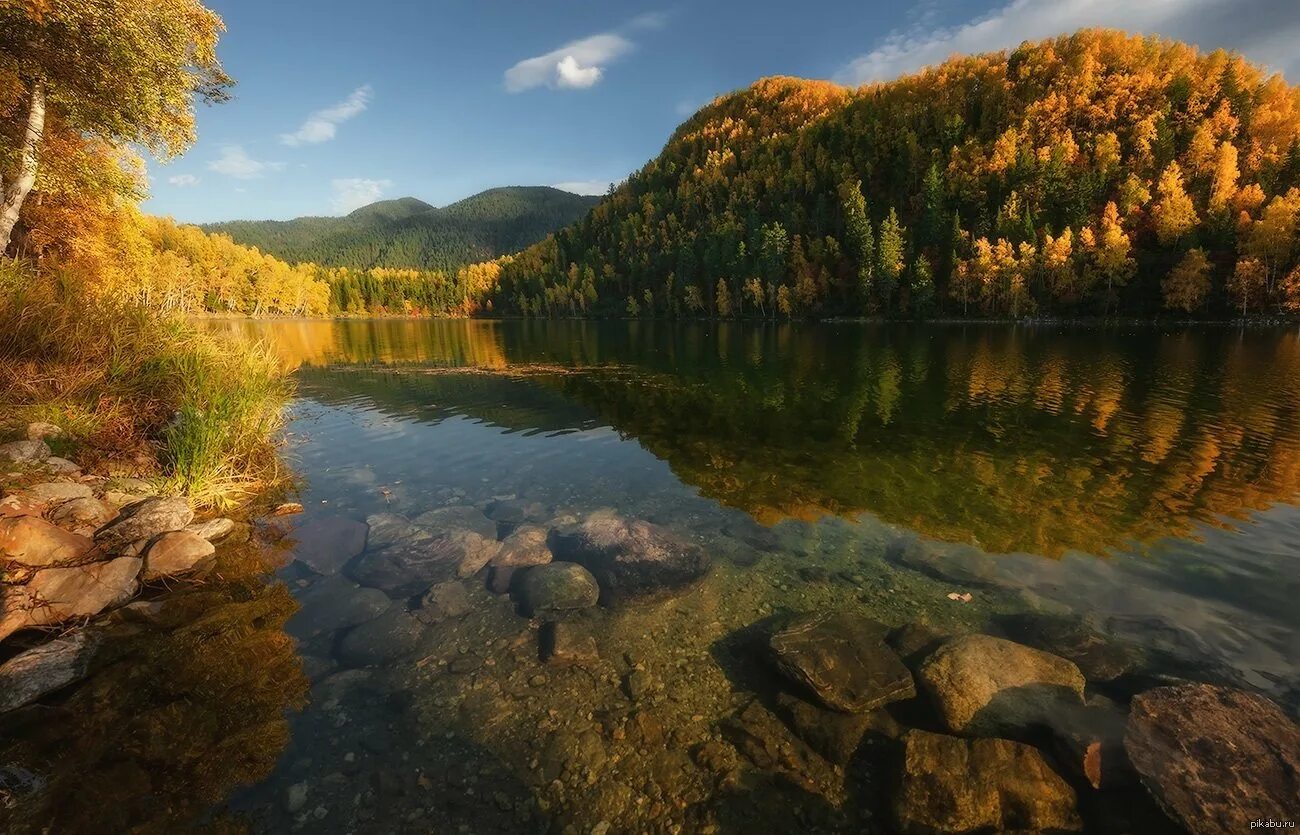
0, 81, 47, 254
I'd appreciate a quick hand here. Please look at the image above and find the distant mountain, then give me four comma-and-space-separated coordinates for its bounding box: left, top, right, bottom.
203, 186, 600, 272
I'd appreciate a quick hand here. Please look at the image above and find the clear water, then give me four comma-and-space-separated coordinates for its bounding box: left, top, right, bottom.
12, 319, 1300, 833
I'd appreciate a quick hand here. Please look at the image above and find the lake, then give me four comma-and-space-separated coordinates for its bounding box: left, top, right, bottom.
27, 319, 1300, 832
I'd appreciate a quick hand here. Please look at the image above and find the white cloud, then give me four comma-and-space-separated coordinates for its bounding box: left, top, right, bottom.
207, 145, 284, 180
331, 178, 393, 213
506, 33, 632, 92
836, 0, 1300, 85
168, 174, 200, 187
552, 180, 615, 196
281, 85, 373, 146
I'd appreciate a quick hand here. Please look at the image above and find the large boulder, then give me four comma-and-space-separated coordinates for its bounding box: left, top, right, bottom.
1124, 684, 1300, 835
184, 517, 237, 542
492, 524, 552, 568
142, 531, 216, 580
515, 562, 600, 617
0, 557, 142, 641
49, 497, 118, 537
287, 575, 392, 640
917, 634, 1085, 736
24, 482, 93, 508
549, 510, 710, 602
893, 729, 1081, 834
290, 515, 369, 575
346, 530, 499, 597
93, 497, 193, 552
0, 440, 51, 464
363, 512, 431, 550
0, 631, 99, 713
0, 516, 96, 567
414, 580, 473, 624
769, 611, 915, 713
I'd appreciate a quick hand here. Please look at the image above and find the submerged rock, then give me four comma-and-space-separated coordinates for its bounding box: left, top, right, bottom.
492, 524, 552, 568
893, 729, 1081, 834
347, 529, 499, 597
996, 612, 1138, 683
49, 497, 118, 537
0, 440, 51, 464
777, 692, 901, 766
290, 515, 369, 575
0, 631, 99, 713
769, 611, 915, 713
540, 621, 599, 666
550, 509, 710, 602
1124, 684, 1300, 835
917, 634, 1085, 736
0, 515, 96, 567
412, 505, 496, 540
0, 557, 142, 641
142, 531, 216, 580
363, 512, 432, 551
287, 575, 391, 640
415, 580, 472, 624
336, 608, 429, 667
516, 562, 600, 617
93, 497, 193, 553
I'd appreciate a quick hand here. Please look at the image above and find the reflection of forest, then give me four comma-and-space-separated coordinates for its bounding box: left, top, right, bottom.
0, 544, 306, 834
224, 318, 1300, 556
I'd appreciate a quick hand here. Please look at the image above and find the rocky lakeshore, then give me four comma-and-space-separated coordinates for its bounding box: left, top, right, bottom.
220, 474, 1298, 835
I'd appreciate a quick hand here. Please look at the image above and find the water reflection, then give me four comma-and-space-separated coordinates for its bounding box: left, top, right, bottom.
218, 318, 1300, 558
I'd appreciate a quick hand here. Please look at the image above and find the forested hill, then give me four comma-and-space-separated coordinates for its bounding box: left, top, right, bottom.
492, 30, 1300, 319
204, 186, 600, 272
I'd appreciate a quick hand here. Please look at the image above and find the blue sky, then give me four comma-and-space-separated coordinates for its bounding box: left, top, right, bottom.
144, 0, 1300, 224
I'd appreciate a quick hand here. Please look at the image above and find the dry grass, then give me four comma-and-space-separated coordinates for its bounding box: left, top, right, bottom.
0, 259, 292, 508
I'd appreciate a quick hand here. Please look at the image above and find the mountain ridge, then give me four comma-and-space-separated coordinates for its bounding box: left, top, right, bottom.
203, 185, 599, 273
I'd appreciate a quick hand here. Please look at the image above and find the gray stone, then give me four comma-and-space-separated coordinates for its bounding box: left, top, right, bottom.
0, 557, 142, 641
1125, 684, 1300, 835
287, 575, 392, 640
491, 524, 552, 568
413, 505, 496, 540
0, 631, 99, 713
0, 515, 96, 567
41, 456, 80, 475
48, 497, 117, 537
917, 634, 1085, 736
346, 529, 499, 597
101, 477, 155, 507
893, 729, 1081, 834
0, 440, 50, 464
183, 517, 237, 542
94, 497, 193, 552
414, 581, 472, 624
25, 422, 63, 442
540, 621, 599, 666
515, 562, 600, 617
336, 608, 429, 667
142, 531, 216, 580
290, 515, 369, 574
769, 611, 916, 713
24, 482, 92, 507
550, 509, 710, 602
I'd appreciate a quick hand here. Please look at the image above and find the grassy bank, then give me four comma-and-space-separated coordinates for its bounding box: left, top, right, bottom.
0, 260, 292, 509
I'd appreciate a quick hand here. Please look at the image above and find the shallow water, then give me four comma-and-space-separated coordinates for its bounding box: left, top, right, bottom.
14, 319, 1300, 833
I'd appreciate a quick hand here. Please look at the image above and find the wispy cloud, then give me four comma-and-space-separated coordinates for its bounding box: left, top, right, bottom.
331, 178, 392, 213
168, 174, 200, 187
505, 13, 667, 93
207, 145, 284, 180
836, 0, 1300, 85
281, 85, 373, 146
552, 180, 615, 196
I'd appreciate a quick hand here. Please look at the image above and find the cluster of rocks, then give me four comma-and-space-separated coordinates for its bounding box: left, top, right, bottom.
286, 502, 713, 673
0, 423, 244, 714
755, 609, 1299, 834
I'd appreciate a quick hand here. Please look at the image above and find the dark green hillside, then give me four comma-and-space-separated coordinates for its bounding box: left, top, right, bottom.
491, 30, 1300, 320
204, 186, 599, 273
